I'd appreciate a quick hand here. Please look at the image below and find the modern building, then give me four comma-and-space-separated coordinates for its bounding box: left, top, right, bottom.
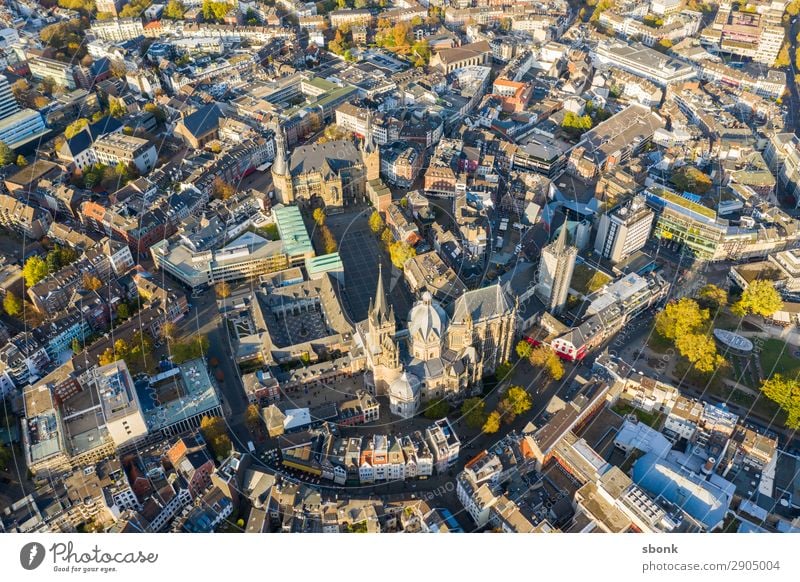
0, 76, 20, 120
27, 54, 76, 89
91, 133, 157, 175
535, 226, 577, 315
90, 18, 145, 42
699, 1, 784, 65
82, 361, 148, 448
594, 195, 654, 263
765, 133, 800, 207
592, 40, 696, 87
0, 108, 48, 149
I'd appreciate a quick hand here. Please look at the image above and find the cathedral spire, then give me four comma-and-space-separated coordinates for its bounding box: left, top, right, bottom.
554, 222, 569, 253
372, 263, 392, 323
272, 124, 287, 176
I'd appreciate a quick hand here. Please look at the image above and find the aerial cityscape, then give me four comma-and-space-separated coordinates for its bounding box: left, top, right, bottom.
1, 0, 800, 537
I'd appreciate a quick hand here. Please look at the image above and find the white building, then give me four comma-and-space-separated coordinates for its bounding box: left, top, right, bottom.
594, 195, 654, 263
86, 360, 148, 447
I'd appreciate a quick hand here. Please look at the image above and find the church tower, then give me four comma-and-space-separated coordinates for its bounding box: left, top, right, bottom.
361, 112, 381, 182
271, 125, 294, 204
368, 265, 400, 394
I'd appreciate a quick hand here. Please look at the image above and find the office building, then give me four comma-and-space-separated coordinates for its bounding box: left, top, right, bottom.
594, 195, 654, 263
536, 226, 577, 315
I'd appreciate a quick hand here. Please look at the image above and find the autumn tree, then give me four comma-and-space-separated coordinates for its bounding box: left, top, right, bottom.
16, 155, 27, 167
162, 321, 178, 341
732, 280, 783, 318
200, 415, 232, 459
698, 284, 728, 310
0, 141, 14, 165
320, 225, 338, 254
675, 333, 724, 374
164, 0, 186, 19
83, 274, 103, 291
23, 256, 49, 287
461, 397, 486, 430
761, 374, 800, 429
215, 281, 231, 299
389, 241, 416, 269
482, 411, 501, 434
3, 292, 23, 317
515, 340, 533, 361
671, 165, 712, 195
212, 177, 235, 200
529, 345, 565, 381
655, 298, 709, 341
312, 207, 326, 226
368, 210, 384, 234
498, 386, 532, 423
245, 403, 261, 433
65, 118, 89, 139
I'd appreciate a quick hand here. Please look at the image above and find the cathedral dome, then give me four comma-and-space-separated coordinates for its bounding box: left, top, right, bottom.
389, 372, 420, 404
408, 292, 447, 343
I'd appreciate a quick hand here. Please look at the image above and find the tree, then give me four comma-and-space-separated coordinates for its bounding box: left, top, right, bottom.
529, 345, 565, 381
774, 42, 791, 68
117, 303, 130, 320
65, 118, 89, 139
98, 347, 118, 366
108, 97, 127, 118
23, 256, 49, 287
245, 403, 261, 433
0, 141, 14, 166
461, 397, 486, 429
761, 374, 800, 429
162, 321, 178, 341
202, 0, 232, 22
16, 155, 27, 167
482, 411, 502, 434
732, 280, 782, 318
83, 274, 103, 291
328, 30, 348, 55
164, 0, 186, 19
71, 337, 82, 354
499, 386, 532, 422
143, 102, 167, 123
515, 340, 533, 361
389, 241, 416, 270
561, 111, 593, 136
200, 415, 232, 459
380, 227, 394, 247
215, 281, 231, 299
171, 335, 210, 363
320, 225, 338, 254
655, 298, 709, 341
675, 333, 724, 374
671, 165, 712, 195
3, 292, 23, 317
212, 177, 235, 200
312, 207, 326, 226
368, 211, 384, 234
655, 38, 673, 52
698, 284, 728, 310
495, 361, 512, 382
423, 399, 449, 419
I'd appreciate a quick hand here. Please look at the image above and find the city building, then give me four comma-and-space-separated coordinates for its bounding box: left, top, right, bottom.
535, 226, 577, 315
91, 133, 157, 175
82, 361, 148, 448
594, 195, 655, 263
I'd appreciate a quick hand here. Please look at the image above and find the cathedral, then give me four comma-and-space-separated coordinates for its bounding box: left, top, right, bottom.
357, 267, 517, 419
271, 126, 380, 209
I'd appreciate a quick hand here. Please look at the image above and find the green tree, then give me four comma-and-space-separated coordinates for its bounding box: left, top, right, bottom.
423, 399, 449, 419
655, 298, 709, 341
698, 284, 728, 310
3, 292, 23, 317
368, 211, 384, 234
732, 280, 783, 318
23, 256, 49, 287
117, 303, 130, 320
461, 397, 486, 429
761, 374, 800, 429
495, 361, 512, 382
389, 241, 416, 269
482, 411, 501, 434
71, 337, 82, 355
0, 141, 14, 165
164, 0, 186, 19
515, 340, 533, 360
312, 207, 326, 226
